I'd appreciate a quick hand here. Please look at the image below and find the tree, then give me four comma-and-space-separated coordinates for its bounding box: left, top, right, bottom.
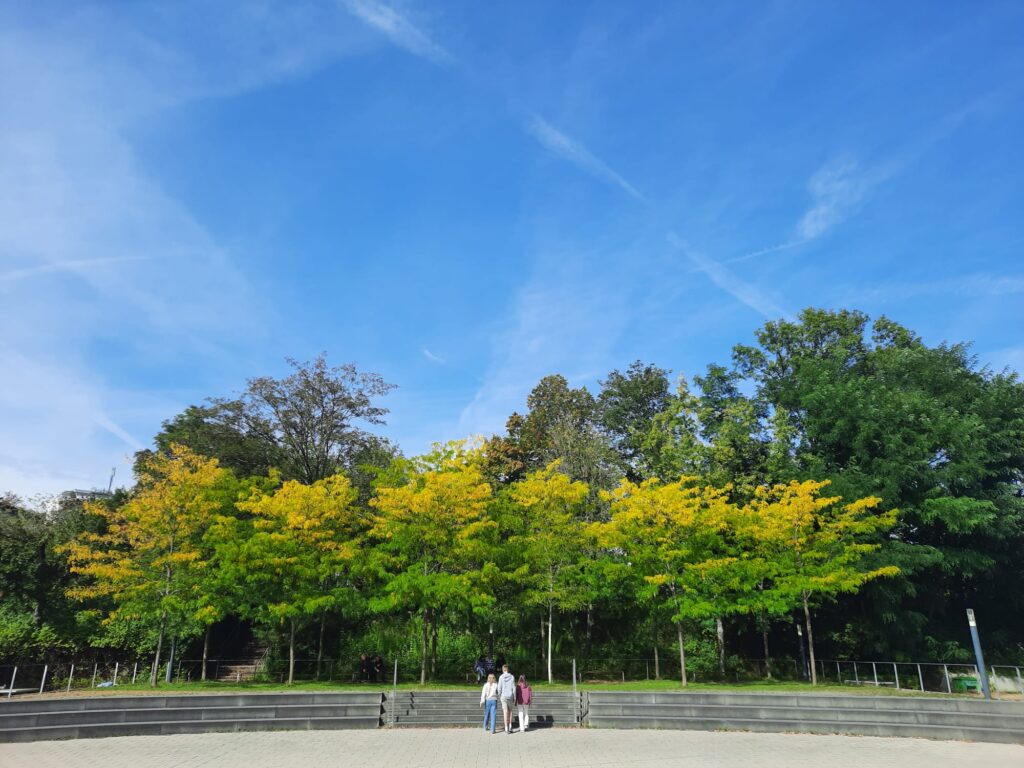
597, 361, 672, 481
230, 473, 361, 684
599, 477, 739, 686
368, 443, 495, 684
509, 462, 589, 683
733, 308, 1024, 655
745, 480, 899, 684
179, 354, 396, 484
63, 446, 229, 685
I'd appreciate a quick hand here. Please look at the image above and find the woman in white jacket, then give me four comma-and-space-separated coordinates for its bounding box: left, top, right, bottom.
480, 673, 499, 733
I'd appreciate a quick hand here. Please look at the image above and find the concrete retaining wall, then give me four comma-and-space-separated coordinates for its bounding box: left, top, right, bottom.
0, 692, 383, 743
584, 691, 1024, 744
383, 690, 579, 727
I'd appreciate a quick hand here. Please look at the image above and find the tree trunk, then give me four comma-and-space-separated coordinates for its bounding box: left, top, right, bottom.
676, 621, 687, 687
150, 616, 166, 687
654, 644, 660, 680
165, 635, 176, 684
547, 603, 554, 684
288, 618, 296, 685
420, 610, 428, 686
430, 611, 438, 680
802, 592, 817, 686
201, 625, 211, 681
540, 615, 545, 664
585, 603, 593, 655
715, 617, 726, 677
316, 613, 326, 680
761, 614, 772, 680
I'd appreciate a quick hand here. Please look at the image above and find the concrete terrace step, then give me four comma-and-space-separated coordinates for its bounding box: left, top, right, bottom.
585, 702, 1024, 730
583, 691, 1024, 744
0, 693, 384, 742
585, 714, 1024, 744
0, 715, 379, 743
585, 690, 1023, 714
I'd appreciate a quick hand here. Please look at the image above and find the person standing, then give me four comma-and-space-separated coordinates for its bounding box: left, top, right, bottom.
496, 663, 516, 734
373, 655, 384, 684
480, 673, 499, 734
515, 675, 532, 733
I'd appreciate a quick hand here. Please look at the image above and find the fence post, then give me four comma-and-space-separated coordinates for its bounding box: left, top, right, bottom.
67, 663, 75, 693
91, 663, 98, 688
917, 664, 924, 692
38, 664, 48, 694
853, 662, 859, 683
943, 664, 951, 694
113, 662, 119, 686
391, 659, 398, 728
1016, 667, 1024, 697
893, 662, 899, 689
7, 666, 16, 698
835, 661, 840, 682
132, 662, 138, 685
572, 658, 579, 726
646, 660, 649, 680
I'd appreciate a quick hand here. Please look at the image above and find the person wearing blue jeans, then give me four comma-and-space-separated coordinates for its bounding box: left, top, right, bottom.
480, 673, 499, 733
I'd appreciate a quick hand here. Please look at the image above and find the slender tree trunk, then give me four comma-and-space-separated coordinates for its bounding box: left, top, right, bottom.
547, 603, 554, 684
150, 615, 166, 687
288, 618, 296, 685
676, 621, 687, 687
654, 644, 660, 680
165, 636, 176, 683
316, 613, 326, 680
802, 592, 817, 686
540, 615, 545, 664
761, 613, 772, 680
715, 617, 726, 677
201, 625, 211, 681
585, 603, 593, 656
420, 610, 428, 686
430, 611, 438, 680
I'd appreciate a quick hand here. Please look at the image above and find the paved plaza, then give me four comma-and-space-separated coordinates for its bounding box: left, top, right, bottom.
2, 728, 1021, 768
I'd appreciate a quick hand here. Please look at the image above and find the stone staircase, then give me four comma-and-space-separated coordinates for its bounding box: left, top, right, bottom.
0, 692, 383, 743
384, 690, 580, 728
585, 691, 1024, 744
213, 644, 268, 682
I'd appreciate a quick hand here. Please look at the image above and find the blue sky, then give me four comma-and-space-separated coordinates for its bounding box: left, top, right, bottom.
2, 1, 1022, 498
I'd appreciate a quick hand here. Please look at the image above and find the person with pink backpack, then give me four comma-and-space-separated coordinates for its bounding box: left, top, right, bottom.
515, 674, 532, 732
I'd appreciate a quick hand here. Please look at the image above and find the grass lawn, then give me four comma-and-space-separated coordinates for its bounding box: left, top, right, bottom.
19, 677, 986, 699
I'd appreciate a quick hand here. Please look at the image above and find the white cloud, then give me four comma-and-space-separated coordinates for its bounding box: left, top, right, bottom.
0, 7, 366, 498
458, 252, 631, 437
668, 233, 790, 320
340, 0, 452, 64
422, 348, 445, 364
525, 115, 647, 203
796, 159, 876, 240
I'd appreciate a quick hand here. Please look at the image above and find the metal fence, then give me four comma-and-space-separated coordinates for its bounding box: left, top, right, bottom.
3, 655, 1021, 698
0, 661, 147, 698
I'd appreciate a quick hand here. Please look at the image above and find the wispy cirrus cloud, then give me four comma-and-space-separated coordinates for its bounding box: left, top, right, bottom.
668, 233, 790, 320
422, 348, 445, 364
339, 0, 452, 64
525, 115, 647, 203
796, 158, 884, 241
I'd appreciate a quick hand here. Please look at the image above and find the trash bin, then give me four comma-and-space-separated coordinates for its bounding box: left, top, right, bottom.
952, 676, 980, 693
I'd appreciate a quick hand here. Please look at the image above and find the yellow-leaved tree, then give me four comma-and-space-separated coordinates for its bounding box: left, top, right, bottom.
232, 474, 360, 685
63, 444, 229, 685
598, 477, 739, 686
509, 461, 589, 684
746, 480, 899, 684
369, 441, 495, 685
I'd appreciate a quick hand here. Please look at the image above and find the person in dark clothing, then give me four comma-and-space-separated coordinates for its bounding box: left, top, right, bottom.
474, 655, 487, 683
495, 654, 506, 675
374, 655, 384, 683
359, 654, 370, 682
